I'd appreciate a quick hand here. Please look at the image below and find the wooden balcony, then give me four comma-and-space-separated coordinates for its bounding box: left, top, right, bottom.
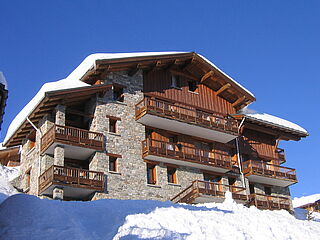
242, 160, 297, 187
39, 165, 104, 199
41, 124, 104, 160
143, 139, 233, 173
171, 180, 248, 204
248, 193, 291, 211
136, 97, 238, 143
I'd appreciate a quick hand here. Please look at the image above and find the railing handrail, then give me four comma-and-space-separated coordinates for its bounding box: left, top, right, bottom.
55, 124, 104, 137
242, 160, 296, 172
143, 138, 232, 158
249, 193, 290, 201
171, 180, 247, 203
139, 96, 230, 119
52, 165, 104, 175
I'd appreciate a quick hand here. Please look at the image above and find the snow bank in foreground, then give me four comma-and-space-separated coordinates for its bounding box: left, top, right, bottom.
0, 193, 319, 240
292, 193, 320, 208
0, 165, 19, 203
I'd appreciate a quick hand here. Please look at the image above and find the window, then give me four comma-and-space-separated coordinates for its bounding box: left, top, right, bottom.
113, 86, 124, 102
203, 173, 221, 183
109, 157, 117, 172
109, 119, 117, 133
147, 163, 157, 185
171, 75, 181, 88
188, 80, 197, 92
264, 186, 272, 195
167, 167, 177, 184
249, 183, 255, 194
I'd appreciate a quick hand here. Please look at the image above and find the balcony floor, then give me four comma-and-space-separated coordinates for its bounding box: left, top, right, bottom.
246, 174, 296, 187
137, 114, 237, 143
43, 142, 96, 160
144, 154, 231, 173
41, 183, 98, 200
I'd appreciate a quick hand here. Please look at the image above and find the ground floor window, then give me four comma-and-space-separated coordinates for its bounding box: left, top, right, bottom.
147, 163, 157, 185
109, 157, 117, 172
264, 186, 272, 195
167, 167, 177, 184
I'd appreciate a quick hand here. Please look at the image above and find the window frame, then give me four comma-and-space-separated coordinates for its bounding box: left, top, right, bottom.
108, 156, 118, 172
146, 163, 157, 185
167, 167, 177, 184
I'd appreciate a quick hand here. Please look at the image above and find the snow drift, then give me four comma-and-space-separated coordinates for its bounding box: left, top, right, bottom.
0, 165, 19, 203
0, 193, 319, 240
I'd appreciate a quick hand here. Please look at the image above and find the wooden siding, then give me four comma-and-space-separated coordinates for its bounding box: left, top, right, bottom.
240, 128, 278, 161
143, 70, 236, 115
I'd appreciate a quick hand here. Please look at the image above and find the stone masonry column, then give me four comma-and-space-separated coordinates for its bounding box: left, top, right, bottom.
55, 104, 66, 126
53, 145, 64, 200
53, 105, 66, 200
54, 145, 64, 166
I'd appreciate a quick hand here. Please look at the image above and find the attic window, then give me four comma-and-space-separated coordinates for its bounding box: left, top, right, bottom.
171, 75, 181, 89
188, 81, 197, 92
113, 86, 124, 102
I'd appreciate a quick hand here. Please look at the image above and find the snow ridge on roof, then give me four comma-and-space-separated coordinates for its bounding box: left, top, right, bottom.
293, 194, 320, 208
0, 72, 8, 90
244, 112, 308, 135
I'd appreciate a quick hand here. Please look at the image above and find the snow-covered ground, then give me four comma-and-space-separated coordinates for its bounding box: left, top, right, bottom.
0, 165, 319, 240
0, 165, 19, 203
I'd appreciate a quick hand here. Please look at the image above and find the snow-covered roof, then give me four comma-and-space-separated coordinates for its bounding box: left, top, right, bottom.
68, 52, 255, 99
292, 194, 320, 208
4, 51, 255, 146
3, 79, 89, 145
0, 72, 8, 90
243, 112, 308, 136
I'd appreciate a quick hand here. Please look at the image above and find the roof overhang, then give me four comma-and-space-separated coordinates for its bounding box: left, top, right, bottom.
5, 84, 113, 147
80, 52, 256, 110
233, 114, 308, 141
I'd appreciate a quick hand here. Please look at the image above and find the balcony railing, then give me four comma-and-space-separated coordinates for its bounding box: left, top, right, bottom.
171, 180, 247, 203
38, 165, 104, 195
242, 160, 297, 182
136, 97, 238, 134
41, 124, 104, 153
248, 193, 291, 210
142, 139, 233, 170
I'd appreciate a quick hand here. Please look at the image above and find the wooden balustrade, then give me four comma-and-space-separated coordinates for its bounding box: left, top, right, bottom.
142, 139, 232, 169
136, 97, 238, 134
171, 180, 247, 203
38, 165, 104, 194
248, 193, 291, 210
41, 124, 104, 153
242, 160, 297, 181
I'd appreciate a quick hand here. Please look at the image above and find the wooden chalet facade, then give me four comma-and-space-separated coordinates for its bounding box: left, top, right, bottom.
3, 52, 308, 210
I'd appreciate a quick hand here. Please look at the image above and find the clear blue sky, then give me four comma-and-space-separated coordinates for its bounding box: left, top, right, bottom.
0, 1, 319, 198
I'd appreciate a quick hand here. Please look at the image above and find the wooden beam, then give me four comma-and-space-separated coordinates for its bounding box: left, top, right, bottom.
128, 64, 141, 76
97, 66, 111, 80
180, 57, 195, 71
200, 71, 214, 83
216, 83, 231, 96
169, 69, 198, 82
232, 96, 246, 107
67, 108, 94, 118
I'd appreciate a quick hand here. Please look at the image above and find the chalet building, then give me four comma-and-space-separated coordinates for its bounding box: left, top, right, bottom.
2, 52, 308, 211
297, 199, 320, 213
